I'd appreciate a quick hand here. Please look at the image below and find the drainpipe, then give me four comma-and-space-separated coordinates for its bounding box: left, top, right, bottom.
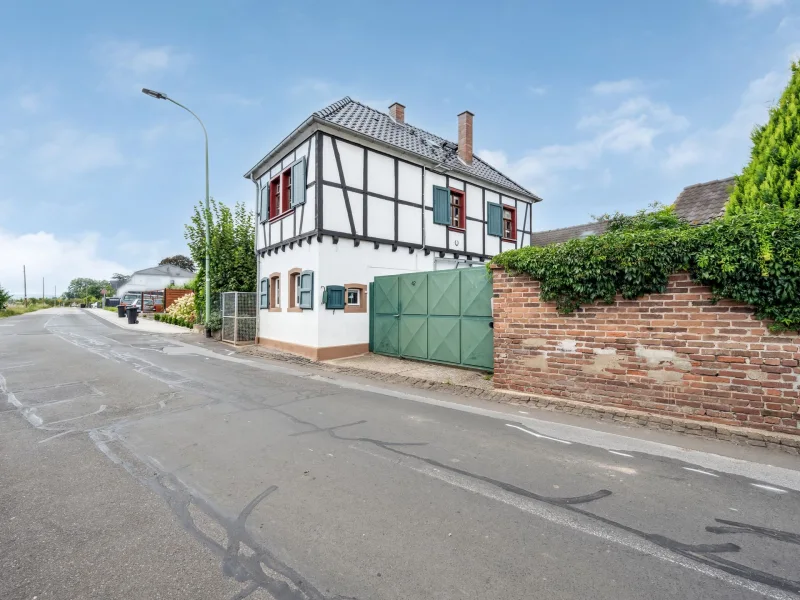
251, 174, 260, 343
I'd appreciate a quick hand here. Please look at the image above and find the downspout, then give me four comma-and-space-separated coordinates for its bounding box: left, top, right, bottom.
251, 174, 261, 344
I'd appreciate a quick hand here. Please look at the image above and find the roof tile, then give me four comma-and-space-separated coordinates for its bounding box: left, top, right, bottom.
313, 97, 540, 201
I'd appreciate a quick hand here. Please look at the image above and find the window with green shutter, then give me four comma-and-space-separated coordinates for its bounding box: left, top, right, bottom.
487, 202, 503, 237
325, 285, 345, 310
259, 185, 270, 222
299, 270, 314, 309
259, 278, 269, 309
432, 186, 450, 225
291, 158, 306, 207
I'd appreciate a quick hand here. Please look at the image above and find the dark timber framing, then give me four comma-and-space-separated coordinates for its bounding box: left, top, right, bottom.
255, 130, 536, 256
331, 138, 357, 235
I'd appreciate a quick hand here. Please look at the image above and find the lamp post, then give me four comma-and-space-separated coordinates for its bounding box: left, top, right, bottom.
142, 88, 211, 331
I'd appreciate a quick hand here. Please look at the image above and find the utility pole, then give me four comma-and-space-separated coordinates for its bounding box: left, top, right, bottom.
54, 286, 57, 307
23, 265, 27, 307
42, 277, 45, 304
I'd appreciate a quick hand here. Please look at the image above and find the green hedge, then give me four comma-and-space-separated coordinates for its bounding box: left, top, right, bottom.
154, 312, 194, 329
492, 206, 800, 332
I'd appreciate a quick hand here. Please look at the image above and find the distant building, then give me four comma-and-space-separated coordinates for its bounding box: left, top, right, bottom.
530, 177, 734, 246
115, 264, 194, 297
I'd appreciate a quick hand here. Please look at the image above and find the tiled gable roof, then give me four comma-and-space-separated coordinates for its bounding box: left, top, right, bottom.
313, 97, 541, 201
530, 177, 734, 246
672, 177, 733, 225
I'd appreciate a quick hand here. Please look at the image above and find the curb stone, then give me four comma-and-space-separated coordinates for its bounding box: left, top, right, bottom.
238, 346, 800, 456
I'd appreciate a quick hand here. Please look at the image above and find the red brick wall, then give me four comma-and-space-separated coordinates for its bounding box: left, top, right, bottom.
492, 269, 800, 436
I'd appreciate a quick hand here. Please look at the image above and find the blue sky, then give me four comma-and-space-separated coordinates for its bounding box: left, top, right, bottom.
1, 0, 798, 296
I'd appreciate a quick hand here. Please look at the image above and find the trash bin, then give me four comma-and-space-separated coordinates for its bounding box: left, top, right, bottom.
117, 305, 126, 318
126, 306, 138, 324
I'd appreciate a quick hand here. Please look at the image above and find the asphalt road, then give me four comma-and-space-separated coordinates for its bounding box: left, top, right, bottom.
1, 308, 799, 600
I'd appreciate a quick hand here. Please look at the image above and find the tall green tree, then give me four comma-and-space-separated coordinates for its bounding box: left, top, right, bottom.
159, 255, 195, 272
0, 284, 11, 310
184, 198, 256, 322
65, 278, 113, 299
728, 62, 800, 214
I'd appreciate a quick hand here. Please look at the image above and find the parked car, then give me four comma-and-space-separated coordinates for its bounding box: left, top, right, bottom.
120, 293, 140, 306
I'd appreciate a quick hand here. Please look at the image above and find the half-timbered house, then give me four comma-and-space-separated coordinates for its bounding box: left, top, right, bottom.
244, 98, 542, 360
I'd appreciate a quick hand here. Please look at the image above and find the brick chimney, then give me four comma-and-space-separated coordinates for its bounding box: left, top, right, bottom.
389, 102, 405, 124
458, 110, 474, 165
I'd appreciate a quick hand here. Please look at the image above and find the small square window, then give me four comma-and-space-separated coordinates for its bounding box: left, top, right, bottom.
343, 284, 367, 313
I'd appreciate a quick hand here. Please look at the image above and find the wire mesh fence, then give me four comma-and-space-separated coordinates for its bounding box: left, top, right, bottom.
220, 292, 258, 345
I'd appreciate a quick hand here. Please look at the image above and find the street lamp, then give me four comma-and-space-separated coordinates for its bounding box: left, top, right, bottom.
142, 88, 211, 331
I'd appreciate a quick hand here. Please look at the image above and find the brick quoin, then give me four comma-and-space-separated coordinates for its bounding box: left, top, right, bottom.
491, 269, 800, 437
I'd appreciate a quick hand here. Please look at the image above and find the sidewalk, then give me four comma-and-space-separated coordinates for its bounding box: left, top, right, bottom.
83, 308, 196, 335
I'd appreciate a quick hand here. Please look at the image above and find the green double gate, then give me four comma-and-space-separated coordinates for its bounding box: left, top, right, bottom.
369, 268, 494, 370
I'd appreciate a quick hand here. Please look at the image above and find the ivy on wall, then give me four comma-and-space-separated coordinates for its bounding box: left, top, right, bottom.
492, 206, 800, 332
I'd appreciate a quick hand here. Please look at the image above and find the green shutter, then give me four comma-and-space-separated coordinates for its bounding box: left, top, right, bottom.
260, 185, 270, 221
325, 285, 345, 309
299, 270, 314, 309
433, 186, 450, 225
487, 202, 503, 237
291, 158, 306, 207
260, 278, 269, 309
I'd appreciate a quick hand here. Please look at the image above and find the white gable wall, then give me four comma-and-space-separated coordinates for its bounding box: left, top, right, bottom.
257, 241, 320, 348
253, 127, 537, 358
255, 133, 317, 252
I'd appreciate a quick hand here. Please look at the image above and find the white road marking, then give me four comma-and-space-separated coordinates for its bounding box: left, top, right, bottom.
0, 362, 35, 370
683, 467, 719, 477
351, 444, 795, 600
608, 450, 633, 458
321, 378, 800, 492
505, 423, 572, 445
751, 483, 788, 494
46, 405, 106, 425
38, 429, 75, 444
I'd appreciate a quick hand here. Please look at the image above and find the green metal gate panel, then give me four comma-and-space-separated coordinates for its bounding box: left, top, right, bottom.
461, 318, 494, 368
428, 271, 460, 315
428, 317, 461, 364
460, 268, 492, 317
371, 267, 494, 371
399, 273, 427, 315
399, 315, 428, 359
374, 315, 399, 356
374, 276, 399, 314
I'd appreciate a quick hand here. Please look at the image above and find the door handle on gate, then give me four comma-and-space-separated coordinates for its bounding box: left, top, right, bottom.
393, 314, 400, 318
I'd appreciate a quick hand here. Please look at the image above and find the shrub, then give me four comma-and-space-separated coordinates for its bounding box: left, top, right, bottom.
167, 293, 196, 325
493, 206, 800, 332
205, 310, 222, 332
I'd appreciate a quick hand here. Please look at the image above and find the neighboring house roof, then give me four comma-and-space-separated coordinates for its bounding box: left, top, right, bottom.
245, 97, 541, 202
530, 177, 734, 246
133, 265, 195, 278
672, 176, 734, 225
530, 221, 610, 246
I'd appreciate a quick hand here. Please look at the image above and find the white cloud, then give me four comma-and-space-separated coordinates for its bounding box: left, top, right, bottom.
95, 40, 190, 91
663, 71, 784, 171
18, 92, 43, 113
289, 78, 335, 96
0, 230, 133, 297
591, 79, 643, 95
33, 128, 124, 175
713, 0, 785, 11
480, 94, 687, 195
527, 85, 548, 97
